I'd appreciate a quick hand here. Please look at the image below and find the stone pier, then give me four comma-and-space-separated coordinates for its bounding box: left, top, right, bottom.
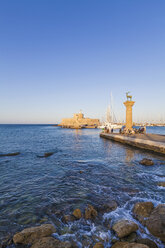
100, 133, 165, 156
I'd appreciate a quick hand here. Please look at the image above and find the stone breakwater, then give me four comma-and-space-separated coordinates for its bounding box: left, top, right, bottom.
100, 133, 165, 155
2, 200, 165, 248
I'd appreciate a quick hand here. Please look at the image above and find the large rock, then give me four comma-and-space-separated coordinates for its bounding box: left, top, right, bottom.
62, 215, 75, 223
93, 242, 104, 248
121, 232, 137, 243
146, 204, 165, 242
133, 202, 154, 224
139, 159, 154, 166
111, 242, 149, 248
85, 205, 97, 220
111, 242, 129, 248
136, 238, 158, 248
13, 224, 56, 245
124, 244, 149, 248
72, 208, 82, 219
31, 237, 72, 248
0, 152, 20, 157
125, 245, 149, 248
37, 152, 54, 158
112, 220, 138, 238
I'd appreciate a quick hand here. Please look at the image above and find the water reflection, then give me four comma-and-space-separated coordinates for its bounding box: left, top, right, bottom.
74, 129, 83, 136
72, 129, 83, 151
125, 148, 135, 163
102, 138, 113, 150
0, 126, 165, 247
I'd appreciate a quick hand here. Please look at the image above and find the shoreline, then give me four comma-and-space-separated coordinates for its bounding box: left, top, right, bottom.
3, 198, 165, 248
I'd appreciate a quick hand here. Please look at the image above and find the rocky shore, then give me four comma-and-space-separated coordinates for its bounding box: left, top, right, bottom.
1, 158, 165, 248
1, 200, 164, 248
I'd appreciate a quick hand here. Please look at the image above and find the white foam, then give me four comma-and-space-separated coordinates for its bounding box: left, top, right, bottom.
98, 230, 111, 241
158, 186, 165, 190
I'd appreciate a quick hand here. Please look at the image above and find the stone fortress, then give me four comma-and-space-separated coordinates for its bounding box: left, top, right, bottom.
60, 111, 100, 129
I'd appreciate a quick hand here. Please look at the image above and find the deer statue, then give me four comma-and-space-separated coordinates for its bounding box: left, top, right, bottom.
126, 92, 132, 101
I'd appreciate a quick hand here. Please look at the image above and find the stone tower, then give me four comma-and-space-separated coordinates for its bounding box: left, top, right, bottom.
124, 93, 135, 130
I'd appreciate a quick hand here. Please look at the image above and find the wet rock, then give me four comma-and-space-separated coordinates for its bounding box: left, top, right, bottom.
53, 209, 64, 217
139, 159, 154, 166
0, 152, 20, 157
31, 237, 56, 248
146, 204, 165, 242
85, 204, 97, 220
62, 215, 75, 223
136, 238, 158, 248
112, 220, 138, 238
133, 202, 154, 225
121, 188, 139, 196
111, 243, 149, 248
37, 152, 54, 158
93, 242, 104, 248
72, 208, 82, 219
157, 182, 165, 187
97, 200, 118, 214
124, 244, 149, 248
13, 224, 56, 245
31, 237, 72, 248
111, 242, 129, 248
133, 202, 154, 218
121, 232, 137, 243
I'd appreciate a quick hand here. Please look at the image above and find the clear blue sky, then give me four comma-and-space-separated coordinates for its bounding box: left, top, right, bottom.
0, 0, 165, 123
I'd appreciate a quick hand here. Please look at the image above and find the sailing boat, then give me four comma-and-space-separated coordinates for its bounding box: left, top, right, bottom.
98, 94, 123, 129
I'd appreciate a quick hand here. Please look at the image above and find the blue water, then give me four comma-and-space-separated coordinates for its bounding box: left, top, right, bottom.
0, 125, 165, 247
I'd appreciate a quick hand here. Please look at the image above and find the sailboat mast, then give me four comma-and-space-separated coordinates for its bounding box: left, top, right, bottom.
106, 105, 111, 123
110, 92, 113, 123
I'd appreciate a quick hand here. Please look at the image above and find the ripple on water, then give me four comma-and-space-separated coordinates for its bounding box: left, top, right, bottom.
0, 125, 165, 247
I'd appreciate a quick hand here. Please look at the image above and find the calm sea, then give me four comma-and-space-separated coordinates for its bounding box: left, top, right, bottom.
0, 125, 165, 247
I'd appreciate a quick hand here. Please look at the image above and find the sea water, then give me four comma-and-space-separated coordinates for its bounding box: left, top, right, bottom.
0, 125, 165, 247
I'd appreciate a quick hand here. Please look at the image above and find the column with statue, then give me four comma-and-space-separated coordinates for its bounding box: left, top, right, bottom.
124, 92, 135, 130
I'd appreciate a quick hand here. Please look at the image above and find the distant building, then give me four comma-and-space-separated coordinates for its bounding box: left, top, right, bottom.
60, 112, 100, 128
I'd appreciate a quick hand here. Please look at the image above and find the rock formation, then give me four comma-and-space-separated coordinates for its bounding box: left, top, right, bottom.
139, 159, 154, 166
13, 224, 56, 245
132, 202, 154, 225
146, 204, 165, 242
112, 220, 139, 238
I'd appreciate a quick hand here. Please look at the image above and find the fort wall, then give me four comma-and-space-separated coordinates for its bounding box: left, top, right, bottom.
60, 113, 100, 128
